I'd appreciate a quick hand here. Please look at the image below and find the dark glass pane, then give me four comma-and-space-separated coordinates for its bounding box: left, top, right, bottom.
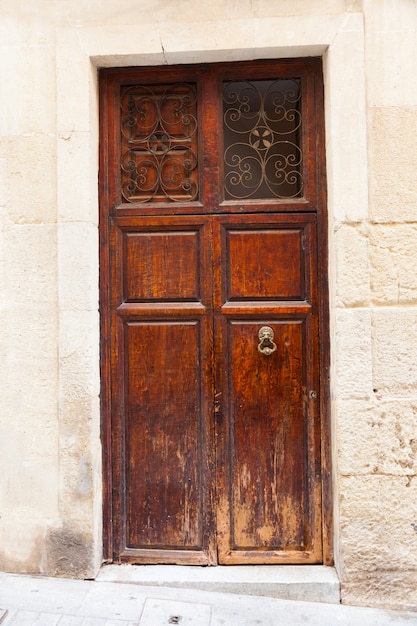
223, 79, 302, 200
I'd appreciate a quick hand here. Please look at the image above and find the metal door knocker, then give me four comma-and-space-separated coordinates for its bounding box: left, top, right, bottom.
257, 326, 277, 356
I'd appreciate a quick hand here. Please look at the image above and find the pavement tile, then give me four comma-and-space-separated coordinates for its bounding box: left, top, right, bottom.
208, 594, 417, 626
104, 621, 138, 626
0, 575, 90, 614
139, 598, 211, 625
2, 612, 34, 626
3, 611, 60, 626
32, 613, 61, 625
76, 582, 146, 621
57, 617, 86, 626
58, 617, 134, 626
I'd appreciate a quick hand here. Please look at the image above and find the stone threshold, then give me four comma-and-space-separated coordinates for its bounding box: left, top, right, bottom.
97, 564, 340, 604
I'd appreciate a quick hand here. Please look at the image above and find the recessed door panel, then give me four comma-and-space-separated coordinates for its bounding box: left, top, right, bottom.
226, 229, 305, 301
227, 319, 307, 552
125, 321, 203, 550
123, 231, 201, 302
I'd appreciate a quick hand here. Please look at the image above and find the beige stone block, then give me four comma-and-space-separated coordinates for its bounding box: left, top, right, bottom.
335, 224, 370, 306
366, 30, 417, 107
80, 10, 355, 67
341, 569, 417, 611
364, 0, 417, 34
77, 23, 163, 63
325, 28, 365, 110
56, 33, 101, 134
372, 307, 417, 395
57, 132, 98, 222
335, 309, 373, 398
66, 0, 160, 26
0, 44, 56, 136
0, 295, 59, 509
370, 224, 417, 305
324, 24, 368, 225
326, 105, 368, 223
55, 397, 102, 576
0, 398, 58, 464
337, 397, 417, 476
59, 310, 100, 403
92, 50, 167, 68
58, 396, 100, 514
0, 305, 58, 427
56, 40, 92, 133
0, 306, 59, 541
58, 222, 98, 312
2, 223, 57, 305
54, 0, 168, 27
0, 136, 57, 223
254, 0, 349, 17
339, 475, 417, 574
0, 520, 47, 574
370, 106, 417, 222
157, 45, 326, 68
62, 11, 339, 71
0, 9, 52, 46
65, 0, 348, 27
158, 15, 340, 61
1, 458, 59, 517
43, 522, 99, 578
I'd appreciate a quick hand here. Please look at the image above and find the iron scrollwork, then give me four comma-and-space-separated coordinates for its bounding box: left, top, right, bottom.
120, 83, 198, 203
223, 79, 303, 200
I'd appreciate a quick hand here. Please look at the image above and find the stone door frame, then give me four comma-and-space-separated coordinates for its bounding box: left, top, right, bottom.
55, 12, 368, 576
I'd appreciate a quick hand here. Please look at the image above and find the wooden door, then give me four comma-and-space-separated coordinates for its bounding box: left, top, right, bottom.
100, 60, 331, 566
214, 214, 321, 563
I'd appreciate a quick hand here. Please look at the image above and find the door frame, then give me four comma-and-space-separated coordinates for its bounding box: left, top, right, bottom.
99, 58, 333, 566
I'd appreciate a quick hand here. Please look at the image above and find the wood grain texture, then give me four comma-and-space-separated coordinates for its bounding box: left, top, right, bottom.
99, 59, 330, 566
109, 217, 215, 564
214, 214, 322, 564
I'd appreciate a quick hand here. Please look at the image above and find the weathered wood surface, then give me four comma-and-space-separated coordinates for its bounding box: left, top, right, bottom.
99, 59, 330, 565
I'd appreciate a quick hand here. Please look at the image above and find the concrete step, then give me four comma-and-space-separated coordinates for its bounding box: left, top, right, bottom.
97, 564, 340, 604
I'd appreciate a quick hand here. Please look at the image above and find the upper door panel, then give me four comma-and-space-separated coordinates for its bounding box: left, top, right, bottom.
99, 59, 325, 217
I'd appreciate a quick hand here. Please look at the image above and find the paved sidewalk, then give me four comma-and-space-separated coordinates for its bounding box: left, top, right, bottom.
1, 571, 417, 625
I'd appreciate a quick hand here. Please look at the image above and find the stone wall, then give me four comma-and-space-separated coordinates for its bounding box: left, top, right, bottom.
335, 0, 417, 609
0, 0, 416, 611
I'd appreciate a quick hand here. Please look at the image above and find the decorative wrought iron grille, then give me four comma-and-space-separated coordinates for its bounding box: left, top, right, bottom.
223, 79, 302, 200
120, 83, 198, 203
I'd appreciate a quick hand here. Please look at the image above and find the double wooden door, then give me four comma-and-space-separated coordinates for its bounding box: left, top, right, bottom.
100, 60, 330, 565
